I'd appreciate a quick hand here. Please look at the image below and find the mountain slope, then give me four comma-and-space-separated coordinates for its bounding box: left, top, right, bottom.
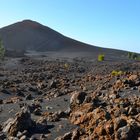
0, 19, 127, 59
0, 20, 97, 52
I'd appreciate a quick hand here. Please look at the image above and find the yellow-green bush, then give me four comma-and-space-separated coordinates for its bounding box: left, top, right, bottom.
111, 70, 123, 76
98, 54, 104, 61
127, 52, 140, 60
64, 63, 69, 69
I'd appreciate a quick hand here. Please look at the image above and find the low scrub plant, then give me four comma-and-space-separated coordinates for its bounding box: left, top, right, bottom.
98, 54, 105, 62
127, 52, 140, 60
64, 63, 69, 69
111, 70, 123, 76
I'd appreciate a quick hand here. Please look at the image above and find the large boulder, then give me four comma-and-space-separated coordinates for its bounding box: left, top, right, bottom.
2, 107, 35, 136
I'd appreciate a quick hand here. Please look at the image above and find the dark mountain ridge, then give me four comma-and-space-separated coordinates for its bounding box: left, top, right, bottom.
0, 20, 126, 56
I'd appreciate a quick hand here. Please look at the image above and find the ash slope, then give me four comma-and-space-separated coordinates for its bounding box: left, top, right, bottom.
0, 20, 125, 56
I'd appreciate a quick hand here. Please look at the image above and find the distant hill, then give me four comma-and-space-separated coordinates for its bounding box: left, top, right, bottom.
0, 20, 126, 56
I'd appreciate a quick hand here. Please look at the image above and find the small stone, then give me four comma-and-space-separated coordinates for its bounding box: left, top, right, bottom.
128, 75, 138, 81
40, 134, 47, 139
46, 106, 53, 110
114, 117, 127, 130
28, 102, 41, 113
131, 86, 138, 90
117, 125, 133, 140
114, 110, 121, 117
0, 132, 6, 139
70, 91, 86, 107
128, 106, 138, 115
20, 135, 27, 140
49, 80, 57, 89
36, 117, 47, 132
57, 110, 67, 118
16, 91, 25, 97
25, 94, 32, 100
105, 121, 114, 135
109, 92, 120, 99
17, 131, 23, 138
28, 86, 37, 92
0, 124, 2, 131
3, 118, 14, 133
47, 112, 60, 122
8, 136, 19, 140
71, 128, 80, 140
138, 86, 140, 92
1, 89, 11, 94
33, 108, 42, 116
4, 97, 22, 104
0, 99, 3, 104
64, 107, 71, 115
55, 132, 72, 140
84, 96, 92, 103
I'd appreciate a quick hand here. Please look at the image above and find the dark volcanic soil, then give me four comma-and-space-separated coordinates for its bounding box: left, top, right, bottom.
0, 52, 140, 140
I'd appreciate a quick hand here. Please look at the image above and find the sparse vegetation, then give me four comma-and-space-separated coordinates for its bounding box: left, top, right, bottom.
127, 52, 140, 60
98, 54, 104, 61
111, 70, 123, 76
64, 63, 69, 69
0, 38, 5, 60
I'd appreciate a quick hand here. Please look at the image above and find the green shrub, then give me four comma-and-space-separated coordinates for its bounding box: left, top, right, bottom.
0, 39, 5, 60
127, 52, 132, 59
127, 52, 139, 60
111, 70, 123, 76
64, 63, 69, 69
98, 54, 104, 61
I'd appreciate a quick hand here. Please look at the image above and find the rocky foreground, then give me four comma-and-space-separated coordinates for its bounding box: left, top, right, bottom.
0, 56, 140, 140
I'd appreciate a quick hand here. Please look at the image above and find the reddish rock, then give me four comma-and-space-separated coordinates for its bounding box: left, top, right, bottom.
70, 91, 86, 108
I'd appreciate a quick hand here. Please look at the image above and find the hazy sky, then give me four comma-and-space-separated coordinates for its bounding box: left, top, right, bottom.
0, 0, 140, 52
